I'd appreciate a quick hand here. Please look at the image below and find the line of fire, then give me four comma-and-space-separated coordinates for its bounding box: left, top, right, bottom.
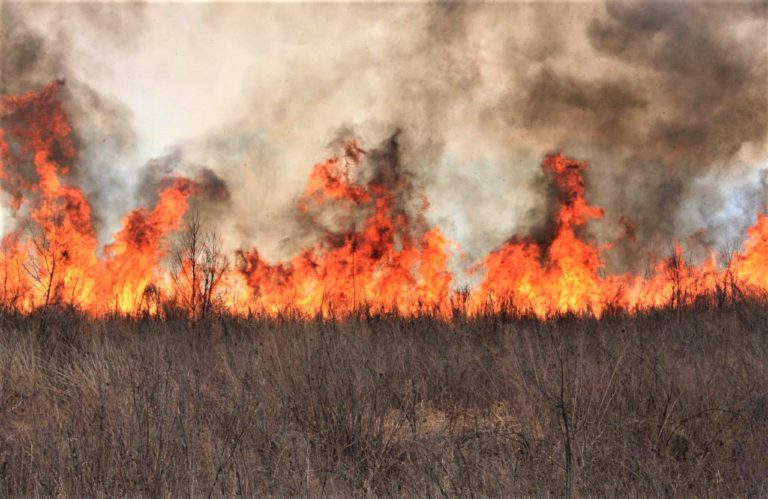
2, 81, 767, 320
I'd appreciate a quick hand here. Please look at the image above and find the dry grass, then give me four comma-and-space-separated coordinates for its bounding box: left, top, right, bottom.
0, 304, 766, 497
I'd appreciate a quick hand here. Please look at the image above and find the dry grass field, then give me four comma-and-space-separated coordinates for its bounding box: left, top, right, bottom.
0, 304, 766, 497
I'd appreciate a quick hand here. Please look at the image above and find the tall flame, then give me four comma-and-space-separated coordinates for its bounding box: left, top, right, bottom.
469, 154, 609, 316
237, 145, 453, 318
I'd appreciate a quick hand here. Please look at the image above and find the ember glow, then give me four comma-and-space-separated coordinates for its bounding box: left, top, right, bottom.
0, 82, 767, 319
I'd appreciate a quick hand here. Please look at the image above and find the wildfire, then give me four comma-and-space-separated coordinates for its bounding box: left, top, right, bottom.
1, 81, 767, 319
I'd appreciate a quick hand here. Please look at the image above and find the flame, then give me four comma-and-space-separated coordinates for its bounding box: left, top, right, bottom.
237, 147, 453, 318
0, 82, 197, 314
468, 154, 742, 318
97, 178, 200, 314
468, 154, 610, 316
2, 81, 768, 319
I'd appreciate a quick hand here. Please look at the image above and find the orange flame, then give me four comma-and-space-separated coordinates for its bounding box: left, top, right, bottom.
237, 147, 453, 318
0, 82, 198, 314
468, 154, 754, 318
2, 81, 768, 319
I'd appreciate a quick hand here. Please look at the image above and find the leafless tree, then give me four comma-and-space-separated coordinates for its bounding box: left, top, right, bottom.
200, 230, 228, 318
171, 212, 228, 319
24, 224, 66, 308
172, 214, 201, 317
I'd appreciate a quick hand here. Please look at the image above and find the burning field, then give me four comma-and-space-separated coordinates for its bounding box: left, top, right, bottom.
1, 80, 768, 320
0, 1, 767, 497
0, 2, 767, 321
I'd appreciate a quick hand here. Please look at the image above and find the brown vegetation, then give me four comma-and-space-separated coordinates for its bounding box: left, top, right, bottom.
0, 304, 765, 497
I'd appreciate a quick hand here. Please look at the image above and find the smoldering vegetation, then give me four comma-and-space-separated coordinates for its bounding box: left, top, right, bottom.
0, 305, 765, 497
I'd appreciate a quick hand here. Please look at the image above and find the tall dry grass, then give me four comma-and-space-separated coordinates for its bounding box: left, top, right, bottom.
0, 304, 765, 496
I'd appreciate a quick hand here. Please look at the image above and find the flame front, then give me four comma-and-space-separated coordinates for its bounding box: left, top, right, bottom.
2, 82, 768, 320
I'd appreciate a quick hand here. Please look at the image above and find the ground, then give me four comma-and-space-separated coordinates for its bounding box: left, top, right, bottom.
0, 305, 766, 496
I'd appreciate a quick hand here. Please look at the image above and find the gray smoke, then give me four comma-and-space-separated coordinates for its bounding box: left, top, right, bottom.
1, 1, 766, 274
0, 2, 140, 241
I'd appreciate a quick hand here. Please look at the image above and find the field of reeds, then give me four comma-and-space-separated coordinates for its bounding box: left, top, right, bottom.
0, 303, 766, 497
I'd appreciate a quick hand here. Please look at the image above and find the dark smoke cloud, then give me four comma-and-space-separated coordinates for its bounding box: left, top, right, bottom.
588, 2, 767, 268
514, 68, 647, 148
586, 2, 767, 163
0, 6, 62, 94
495, 2, 766, 165
483, 2, 767, 269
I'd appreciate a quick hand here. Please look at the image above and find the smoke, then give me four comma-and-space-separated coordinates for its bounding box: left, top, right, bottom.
2, 1, 767, 272
0, 2, 141, 241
